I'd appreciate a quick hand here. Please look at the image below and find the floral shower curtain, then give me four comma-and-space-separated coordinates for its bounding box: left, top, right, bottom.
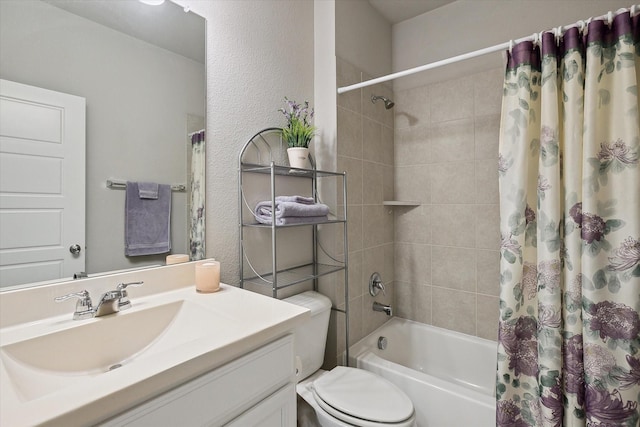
497, 11, 640, 427
190, 130, 206, 260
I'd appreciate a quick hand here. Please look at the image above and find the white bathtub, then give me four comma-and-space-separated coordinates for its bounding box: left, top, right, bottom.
349, 318, 497, 427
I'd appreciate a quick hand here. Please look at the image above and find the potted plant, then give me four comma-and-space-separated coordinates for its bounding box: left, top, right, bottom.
279, 97, 316, 169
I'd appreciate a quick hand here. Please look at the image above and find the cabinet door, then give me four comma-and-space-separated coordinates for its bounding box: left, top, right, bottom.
224, 384, 296, 427
100, 336, 294, 426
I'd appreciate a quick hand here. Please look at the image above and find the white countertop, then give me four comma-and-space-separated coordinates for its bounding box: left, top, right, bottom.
0, 282, 309, 426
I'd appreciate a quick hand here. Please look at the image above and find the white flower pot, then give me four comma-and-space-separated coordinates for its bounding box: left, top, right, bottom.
287, 147, 310, 169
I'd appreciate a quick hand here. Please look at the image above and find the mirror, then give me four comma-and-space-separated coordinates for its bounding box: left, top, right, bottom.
0, 0, 206, 289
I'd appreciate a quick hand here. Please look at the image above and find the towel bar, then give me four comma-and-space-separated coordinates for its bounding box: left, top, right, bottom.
106, 179, 186, 192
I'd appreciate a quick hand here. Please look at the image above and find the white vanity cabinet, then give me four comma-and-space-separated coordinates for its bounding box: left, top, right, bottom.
101, 335, 296, 427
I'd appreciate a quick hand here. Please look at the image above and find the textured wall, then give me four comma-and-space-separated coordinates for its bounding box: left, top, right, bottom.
182, 0, 315, 284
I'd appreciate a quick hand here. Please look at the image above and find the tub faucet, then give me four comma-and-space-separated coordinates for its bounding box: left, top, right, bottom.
373, 301, 393, 316
55, 281, 143, 320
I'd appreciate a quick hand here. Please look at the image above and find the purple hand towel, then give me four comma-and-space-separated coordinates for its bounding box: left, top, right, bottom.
125, 182, 171, 256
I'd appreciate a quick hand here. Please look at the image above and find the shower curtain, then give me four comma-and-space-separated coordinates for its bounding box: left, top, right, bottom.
497, 11, 640, 427
190, 130, 206, 260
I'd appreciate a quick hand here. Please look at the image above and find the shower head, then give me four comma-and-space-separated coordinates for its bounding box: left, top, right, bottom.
371, 94, 395, 109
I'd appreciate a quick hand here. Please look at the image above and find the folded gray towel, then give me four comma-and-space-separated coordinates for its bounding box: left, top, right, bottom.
256, 215, 329, 226
138, 182, 159, 199
125, 182, 171, 256
274, 195, 315, 205
255, 200, 330, 221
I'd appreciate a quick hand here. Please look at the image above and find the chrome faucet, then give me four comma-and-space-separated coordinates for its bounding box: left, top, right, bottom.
373, 301, 393, 316
55, 281, 143, 320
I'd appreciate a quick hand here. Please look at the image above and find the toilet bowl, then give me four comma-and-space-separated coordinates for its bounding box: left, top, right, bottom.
284, 291, 415, 427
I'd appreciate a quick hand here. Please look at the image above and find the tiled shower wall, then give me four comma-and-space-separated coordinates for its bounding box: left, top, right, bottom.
333, 59, 503, 365
393, 68, 504, 341
334, 57, 396, 359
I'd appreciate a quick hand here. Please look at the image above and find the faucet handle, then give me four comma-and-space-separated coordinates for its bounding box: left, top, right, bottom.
116, 281, 143, 311
116, 281, 144, 292
55, 290, 94, 320
369, 272, 386, 296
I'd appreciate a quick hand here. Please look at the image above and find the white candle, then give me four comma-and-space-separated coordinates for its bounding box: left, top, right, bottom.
195, 261, 220, 293
166, 254, 189, 265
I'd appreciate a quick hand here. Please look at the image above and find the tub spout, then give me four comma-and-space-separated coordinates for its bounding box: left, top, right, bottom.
373, 301, 393, 316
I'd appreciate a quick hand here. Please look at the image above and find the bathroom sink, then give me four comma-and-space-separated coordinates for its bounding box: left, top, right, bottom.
0, 299, 223, 402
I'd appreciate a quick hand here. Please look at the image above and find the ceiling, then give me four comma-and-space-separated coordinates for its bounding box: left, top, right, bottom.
368, 0, 457, 24
43, 0, 205, 64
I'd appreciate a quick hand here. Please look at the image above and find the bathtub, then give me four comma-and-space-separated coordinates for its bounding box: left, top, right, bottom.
349, 318, 497, 427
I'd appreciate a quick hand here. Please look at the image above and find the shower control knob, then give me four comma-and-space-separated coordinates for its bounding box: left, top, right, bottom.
69, 244, 82, 255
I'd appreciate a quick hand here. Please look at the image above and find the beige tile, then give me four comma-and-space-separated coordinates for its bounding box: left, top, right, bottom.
477, 249, 500, 296
395, 85, 430, 129
475, 114, 500, 160
362, 160, 383, 205
363, 117, 383, 164
347, 205, 363, 252
382, 164, 394, 201
395, 165, 430, 203
346, 250, 364, 299
431, 204, 475, 248
432, 246, 477, 292
382, 206, 394, 245
395, 282, 431, 325
383, 243, 395, 284
430, 118, 475, 163
394, 124, 430, 166
430, 162, 475, 204
336, 58, 362, 114
337, 107, 362, 159
477, 294, 499, 341
395, 242, 430, 285
474, 67, 504, 117
363, 205, 386, 248
475, 160, 499, 204
363, 245, 387, 287
476, 204, 500, 250
432, 287, 476, 336
394, 280, 414, 320
382, 125, 394, 167
430, 75, 474, 123
338, 156, 363, 205
395, 205, 429, 244
348, 295, 364, 346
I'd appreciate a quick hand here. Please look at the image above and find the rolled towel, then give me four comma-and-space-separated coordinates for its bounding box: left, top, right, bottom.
254, 200, 330, 221
256, 215, 329, 226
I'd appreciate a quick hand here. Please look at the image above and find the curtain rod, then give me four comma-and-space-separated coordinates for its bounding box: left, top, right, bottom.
336, 6, 636, 94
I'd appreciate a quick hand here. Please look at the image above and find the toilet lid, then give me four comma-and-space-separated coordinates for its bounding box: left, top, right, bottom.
312, 367, 414, 424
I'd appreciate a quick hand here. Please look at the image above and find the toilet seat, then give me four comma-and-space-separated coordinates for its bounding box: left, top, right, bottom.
311, 367, 414, 426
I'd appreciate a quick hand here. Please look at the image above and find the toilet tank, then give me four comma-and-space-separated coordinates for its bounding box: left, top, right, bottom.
284, 291, 332, 381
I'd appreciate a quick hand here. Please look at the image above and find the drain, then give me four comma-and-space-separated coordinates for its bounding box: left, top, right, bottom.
108, 363, 123, 371
378, 336, 387, 350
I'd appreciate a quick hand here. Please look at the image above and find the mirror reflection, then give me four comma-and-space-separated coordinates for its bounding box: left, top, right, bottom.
0, 0, 206, 289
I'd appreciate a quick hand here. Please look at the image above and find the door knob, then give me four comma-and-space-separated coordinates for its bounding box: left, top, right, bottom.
69, 244, 82, 255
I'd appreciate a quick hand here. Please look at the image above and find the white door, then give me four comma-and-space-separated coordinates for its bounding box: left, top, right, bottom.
0, 79, 85, 288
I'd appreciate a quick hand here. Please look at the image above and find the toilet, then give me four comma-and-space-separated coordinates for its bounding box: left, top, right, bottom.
284, 291, 415, 427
